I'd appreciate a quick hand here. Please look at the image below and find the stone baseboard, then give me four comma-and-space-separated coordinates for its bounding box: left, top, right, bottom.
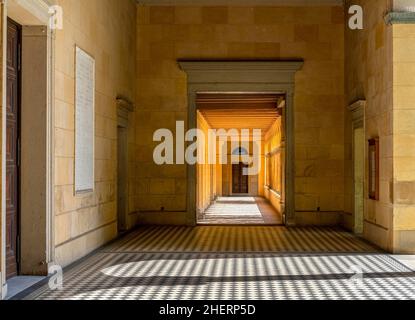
340, 212, 354, 231
393, 230, 415, 254
363, 221, 391, 252
294, 211, 342, 226
1, 279, 7, 300
136, 211, 188, 226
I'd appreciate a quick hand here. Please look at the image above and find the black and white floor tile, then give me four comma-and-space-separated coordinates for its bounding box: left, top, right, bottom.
22, 226, 415, 300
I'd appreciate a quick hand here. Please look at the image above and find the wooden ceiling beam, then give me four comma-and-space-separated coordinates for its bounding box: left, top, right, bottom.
197, 93, 282, 133
196, 93, 285, 111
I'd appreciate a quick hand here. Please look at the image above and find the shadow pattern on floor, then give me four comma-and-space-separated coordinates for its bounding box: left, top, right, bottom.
21, 226, 415, 300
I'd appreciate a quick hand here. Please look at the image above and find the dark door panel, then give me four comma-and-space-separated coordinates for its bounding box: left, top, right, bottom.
232, 164, 239, 194
6, 18, 21, 280
240, 164, 249, 194
232, 163, 249, 194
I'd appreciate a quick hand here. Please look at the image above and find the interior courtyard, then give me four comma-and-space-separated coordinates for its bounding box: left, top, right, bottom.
1, 0, 415, 300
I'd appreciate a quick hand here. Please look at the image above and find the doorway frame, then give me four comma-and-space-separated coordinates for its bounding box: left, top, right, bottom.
179, 61, 303, 227
5, 16, 22, 281
1, 0, 55, 299
116, 97, 134, 232
232, 162, 249, 195
348, 100, 366, 234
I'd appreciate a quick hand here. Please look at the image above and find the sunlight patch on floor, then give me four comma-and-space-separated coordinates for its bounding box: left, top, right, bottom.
199, 196, 282, 225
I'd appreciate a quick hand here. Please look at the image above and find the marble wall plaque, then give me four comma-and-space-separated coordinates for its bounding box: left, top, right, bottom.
75, 46, 95, 194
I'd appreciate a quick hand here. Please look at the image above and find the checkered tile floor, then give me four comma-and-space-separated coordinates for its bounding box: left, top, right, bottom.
23, 226, 415, 300
105, 226, 378, 253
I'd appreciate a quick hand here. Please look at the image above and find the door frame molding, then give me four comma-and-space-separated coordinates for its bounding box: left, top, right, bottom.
179, 61, 303, 227
1, 0, 55, 299
116, 96, 134, 231
5, 16, 21, 281
348, 100, 366, 233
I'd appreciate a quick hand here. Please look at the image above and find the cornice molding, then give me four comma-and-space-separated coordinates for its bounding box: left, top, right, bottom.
117, 96, 135, 113
179, 60, 304, 72
348, 100, 366, 112
117, 96, 134, 128
7, 0, 51, 25
179, 60, 304, 84
348, 100, 365, 123
137, 0, 343, 6
385, 12, 415, 24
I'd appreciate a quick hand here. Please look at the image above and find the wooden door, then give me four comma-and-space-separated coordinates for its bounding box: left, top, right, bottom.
6, 18, 21, 279
240, 165, 249, 194
232, 163, 249, 194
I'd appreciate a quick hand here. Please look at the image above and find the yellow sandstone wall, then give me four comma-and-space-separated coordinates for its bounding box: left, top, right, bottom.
344, 0, 394, 251
392, 23, 415, 253
53, 0, 136, 267
136, 5, 345, 225
196, 111, 217, 215
264, 118, 283, 215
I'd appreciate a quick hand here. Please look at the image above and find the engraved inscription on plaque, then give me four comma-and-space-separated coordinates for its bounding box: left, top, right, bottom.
75, 47, 95, 194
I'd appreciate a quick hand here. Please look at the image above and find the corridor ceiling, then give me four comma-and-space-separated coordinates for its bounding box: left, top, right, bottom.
197, 93, 283, 133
